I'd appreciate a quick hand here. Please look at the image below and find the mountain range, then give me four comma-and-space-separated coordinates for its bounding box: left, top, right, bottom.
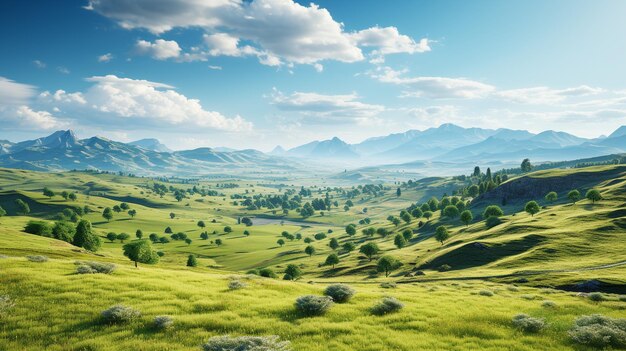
1, 124, 625, 177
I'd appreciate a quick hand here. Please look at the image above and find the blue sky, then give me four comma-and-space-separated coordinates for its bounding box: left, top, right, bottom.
1, 0, 626, 150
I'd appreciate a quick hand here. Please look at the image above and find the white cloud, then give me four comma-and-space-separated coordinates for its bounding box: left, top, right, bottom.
87, 0, 428, 67
39, 75, 251, 131
57, 66, 70, 74
33, 60, 46, 68
0, 77, 37, 105
135, 39, 181, 60
98, 53, 114, 62
496, 85, 604, 104
369, 66, 495, 99
0, 105, 67, 131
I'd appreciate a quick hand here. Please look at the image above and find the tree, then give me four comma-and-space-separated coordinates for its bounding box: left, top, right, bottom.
396, 187, 401, 197
402, 229, 413, 241
377, 256, 402, 277
443, 205, 460, 219
215, 238, 223, 246
60, 191, 69, 200
460, 210, 473, 227
342, 242, 356, 252
120, 202, 130, 211
345, 224, 356, 236
165, 226, 173, 234
329, 238, 339, 250
359, 242, 380, 261
277, 239, 285, 247
73, 220, 101, 252
106, 232, 117, 242
68, 193, 77, 201
117, 233, 130, 243
112, 205, 122, 213
545, 191, 558, 203
185, 238, 192, 245
200, 232, 209, 240
128, 209, 137, 218
483, 205, 504, 218
411, 208, 423, 219
244, 230, 250, 236
43, 187, 55, 199
394, 234, 407, 249
187, 254, 197, 267
473, 166, 481, 177
224, 226, 232, 233
525, 201, 540, 217
15, 199, 30, 215
423, 211, 433, 221
159, 236, 170, 244
434, 226, 449, 246
304, 245, 316, 257
521, 158, 532, 173
149, 233, 159, 243
52, 221, 75, 242
400, 210, 412, 224
586, 189, 602, 203
135, 229, 143, 239
568, 190, 581, 204
102, 207, 113, 222
325, 253, 340, 268
169, 212, 176, 219
468, 185, 480, 198
197, 220, 206, 229
123, 240, 159, 268
284, 264, 302, 280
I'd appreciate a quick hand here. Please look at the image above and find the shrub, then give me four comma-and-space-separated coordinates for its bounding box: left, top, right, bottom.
202, 335, 291, 351
588, 292, 606, 302
228, 280, 247, 290
153, 315, 174, 330
380, 282, 397, 289
438, 264, 451, 272
75, 261, 116, 274
76, 265, 95, 274
295, 295, 333, 316
0, 295, 15, 316
324, 284, 355, 303
259, 268, 277, 279
542, 300, 557, 308
512, 314, 547, 333
101, 305, 141, 324
26, 255, 48, 263
507, 286, 520, 292
24, 221, 53, 236
568, 314, 626, 348
520, 294, 536, 300
485, 216, 502, 228
371, 297, 404, 315
479, 290, 494, 297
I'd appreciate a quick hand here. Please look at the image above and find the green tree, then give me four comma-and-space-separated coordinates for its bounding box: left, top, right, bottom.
325, 253, 340, 268
106, 232, 117, 242
394, 234, 407, 249
284, 264, 302, 280
521, 158, 532, 173
396, 188, 401, 197
342, 242, 356, 252
60, 191, 69, 200
185, 238, 192, 245
197, 220, 206, 229
345, 224, 356, 236
411, 208, 423, 218
120, 202, 130, 210
329, 238, 339, 250
68, 193, 77, 201
568, 190, 581, 204
304, 245, 316, 257
586, 189, 602, 203
359, 242, 380, 261
187, 254, 197, 267
135, 229, 143, 239
277, 239, 285, 247
102, 207, 113, 222
483, 205, 504, 218
215, 238, 223, 246
423, 211, 433, 221
200, 232, 209, 240
15, 199, 30, 215
460, 210, 473, 227
128, 209, 137, 218
468, 185, 480, 198
117, 233, 130, 243
402, 229, 413, 241
400, 210, 412, 224
435, 226, 449, 246
169, 212, 175, 219
443, 205, 460, 219
43, 187, 55, 199
224, 226, 232, 233
112, 205, 122, 213
377, 256, 402, 277
545, 191, 558, 203
525, 201, 540, 216
73, 220, 101, 252
123, 240, 159, 268
52, 221, 75, 242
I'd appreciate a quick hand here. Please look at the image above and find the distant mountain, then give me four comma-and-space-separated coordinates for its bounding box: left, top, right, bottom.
609, 125, 626, 139
353, 129, 422, 155
269, 145, 286, 155
286, 137, 358, 159
528, 130, 588, 147
128, 138, 172, 153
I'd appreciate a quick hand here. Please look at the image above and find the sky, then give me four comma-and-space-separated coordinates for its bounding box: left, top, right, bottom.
1, 0, 626, 151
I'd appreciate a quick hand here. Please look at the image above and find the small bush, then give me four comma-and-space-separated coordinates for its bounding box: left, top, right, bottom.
507, 286, 520, 292
541, 300, 557, 308
101, 305, 141, 324
380, 282, 397, 289
26, 255, 48, 263
588, 292, 606, 302
324, 284, 355, 303
0, 295, 15, 316
24, 221, 53, 236
479, 290, 494, 297
75, 261, 116, 274
202, 335, 291, 351
438, 264, 451, 272
295, 295, 333, 316
568, 314, 626, 348
485, 216, 502, 228
520, 294, 536, 300
228, 280, 247, 290
76, 265, 95, 274
371, 297, 404, 315
153, 315, 174, 330
512, 314, 547, 333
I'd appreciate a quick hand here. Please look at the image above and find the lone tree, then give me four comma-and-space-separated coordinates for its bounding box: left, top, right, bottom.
284, 264, 302, 280
396, 187, 402, 197
200, 232, 209, 240
329, 238, 339, 250
102, 207, 113, 222
345, 224, 356, 236
15, 199, 30, 215
568, 189, 581, 204
215, 238, 223, 246
586, 189, 602, 203
128, 209, 137, 218
359, 242, 380, 261
525, 201, 540, 217
460, 210, 473, 227
187, 254, 197, 267
483, 205, 504, 219
73, 219, 101, 252
304, 245, 316, 257
117, 233, 130, 243
394, 234, 407, 249
325, 253, 340, 268
197, 220, 206, 229
224, 226, 232, 233
434, 226, 449, 246
43, 187, 55, 199
377, 255, 402, 277
277, 239, 285, 247
68, 193, 77, 201
185, 238, 192, 245
521, 158, 532, 173
123, 240, 159, 268
545, 191, 558, 203
135, 229, 143, 239
169, 212, 175, 219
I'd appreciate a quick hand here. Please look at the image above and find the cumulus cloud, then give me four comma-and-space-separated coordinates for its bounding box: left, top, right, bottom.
98, 53, 114, 62
33, 60, 46, 68
87, 0, 428, 67
135, 39, 181, 60
39, 75, 251, 131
